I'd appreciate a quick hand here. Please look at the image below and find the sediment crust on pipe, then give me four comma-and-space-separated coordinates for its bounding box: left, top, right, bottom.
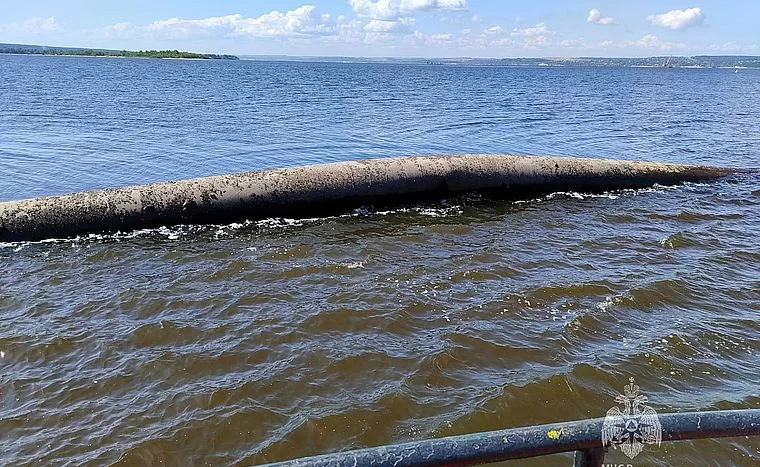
0, 154, 735, 242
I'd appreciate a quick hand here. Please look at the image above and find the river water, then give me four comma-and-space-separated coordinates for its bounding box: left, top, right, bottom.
0, 55, 758, 466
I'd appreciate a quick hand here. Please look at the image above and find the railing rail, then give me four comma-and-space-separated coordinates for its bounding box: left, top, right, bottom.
260, 409, 760, 467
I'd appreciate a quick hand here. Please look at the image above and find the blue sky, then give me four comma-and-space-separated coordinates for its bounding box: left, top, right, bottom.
1, 1, 758, 57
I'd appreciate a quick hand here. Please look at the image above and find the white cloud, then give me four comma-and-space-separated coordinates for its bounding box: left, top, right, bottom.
647, 7, 704, 30
346, 0, 468, 44
98, 6, 358, 42
23, 16, 63, 32
467, 27, 512, 48
454, 22, 561, 51
429, 32, 453, 41
364, 18, 414, 33
0, 16, 63, 34
632, 34, 662, 48
510, 22, 549, 38
554, 35, 692, 54
510, 22, 553, 48
144, 6, 330, 39
109, 2, 470, 47
587, 9, 614, 25
98, 21, 139, 40
627, 34, 686, 51
79, 3, 736, 56
99, 5, 459, 47
709, 41, 742, 52
348, 0, 467, 20
560, 39, 585, 48
107, 22, 132, 32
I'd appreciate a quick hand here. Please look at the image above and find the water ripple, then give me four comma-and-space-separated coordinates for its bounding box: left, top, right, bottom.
0, 58, 758, 465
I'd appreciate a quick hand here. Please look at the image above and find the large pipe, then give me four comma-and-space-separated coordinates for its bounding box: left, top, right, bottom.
0, 154, 734, 242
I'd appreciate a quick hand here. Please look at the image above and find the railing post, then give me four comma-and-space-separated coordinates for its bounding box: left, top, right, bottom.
573, 447, 605, 467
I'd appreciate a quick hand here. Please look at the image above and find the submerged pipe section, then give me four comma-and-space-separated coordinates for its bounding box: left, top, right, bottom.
0, 154, 734, 242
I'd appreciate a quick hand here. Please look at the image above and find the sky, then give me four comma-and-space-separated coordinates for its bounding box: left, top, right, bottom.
1, 1, 758, 57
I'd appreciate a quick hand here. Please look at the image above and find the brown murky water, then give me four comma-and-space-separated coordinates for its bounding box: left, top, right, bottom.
2, 183, 759, 466
1, 57, 759, 466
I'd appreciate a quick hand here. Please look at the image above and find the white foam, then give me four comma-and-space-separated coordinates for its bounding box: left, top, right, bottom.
0, 184, 695, 250
343, 261, 365, 269
513, 184, 690, 205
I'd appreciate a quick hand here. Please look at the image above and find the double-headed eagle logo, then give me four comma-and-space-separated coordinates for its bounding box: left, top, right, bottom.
601, 377, 662, 459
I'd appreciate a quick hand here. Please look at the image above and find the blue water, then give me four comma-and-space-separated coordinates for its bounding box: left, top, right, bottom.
1, 55, 759, 466
0, 55, 757, 202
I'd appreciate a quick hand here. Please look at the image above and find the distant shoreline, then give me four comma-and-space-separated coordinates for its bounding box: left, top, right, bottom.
237, 54, 760, 69
0, 53, 213, 61
4, 52, 759, 69
1, 43, 758, 67
0, 44, 239, 60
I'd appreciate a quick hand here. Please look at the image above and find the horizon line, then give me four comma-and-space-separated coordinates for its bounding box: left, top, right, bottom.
2, 41, 760, 61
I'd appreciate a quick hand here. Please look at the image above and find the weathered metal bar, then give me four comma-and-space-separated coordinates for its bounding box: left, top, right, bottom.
259, 409, 760, 466
0, 154, 734, 242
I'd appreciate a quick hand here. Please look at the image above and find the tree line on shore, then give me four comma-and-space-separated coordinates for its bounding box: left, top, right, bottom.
0, 45, 238, 60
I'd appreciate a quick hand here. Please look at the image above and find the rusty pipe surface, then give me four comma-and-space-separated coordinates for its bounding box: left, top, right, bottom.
0, 154, 735, 242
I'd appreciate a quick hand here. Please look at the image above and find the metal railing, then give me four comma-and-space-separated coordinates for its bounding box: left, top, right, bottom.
261, 409, 760, 467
